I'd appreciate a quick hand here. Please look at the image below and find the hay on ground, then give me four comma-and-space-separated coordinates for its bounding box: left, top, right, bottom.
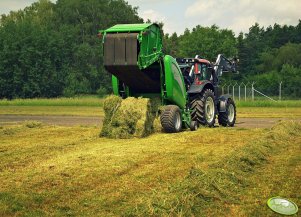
100, 95, 161, 139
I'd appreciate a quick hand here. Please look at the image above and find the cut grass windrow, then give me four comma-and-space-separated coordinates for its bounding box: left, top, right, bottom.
0, 121, 300, 216
127, 121, 301, 216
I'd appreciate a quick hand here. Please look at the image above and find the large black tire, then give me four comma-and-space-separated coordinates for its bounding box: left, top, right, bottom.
218, 98, 236, 127
160, 105, 182, 133
190, 89, 216, 127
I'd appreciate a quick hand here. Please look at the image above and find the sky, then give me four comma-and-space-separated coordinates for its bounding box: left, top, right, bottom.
1, 0, 300, 35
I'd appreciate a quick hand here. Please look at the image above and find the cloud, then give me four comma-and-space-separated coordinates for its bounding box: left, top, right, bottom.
0, 0, 35, 14
140, 9, 166, 23
128, 0, 174, 5
0, 0, 57, 15
185, 0, 301, 34
139, 9, 178, 34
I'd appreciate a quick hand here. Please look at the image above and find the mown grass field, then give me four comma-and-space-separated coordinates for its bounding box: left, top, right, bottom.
0, 97, 301, 118
0, 96, 104, 117
0, 97, 301, 216
0, 121, 300, 216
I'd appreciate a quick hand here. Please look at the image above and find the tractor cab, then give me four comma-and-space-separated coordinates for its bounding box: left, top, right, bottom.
176, 57, 217, 90
193, 58, 213, 83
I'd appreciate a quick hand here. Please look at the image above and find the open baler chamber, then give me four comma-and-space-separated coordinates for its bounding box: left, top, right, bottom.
100, 23, 187, 110
101, 23, 163, 94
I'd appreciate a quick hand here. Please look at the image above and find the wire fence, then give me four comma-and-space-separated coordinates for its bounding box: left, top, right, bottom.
219, 82, 284, 101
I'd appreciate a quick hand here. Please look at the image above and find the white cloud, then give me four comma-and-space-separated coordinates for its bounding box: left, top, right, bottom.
0, 0, 33, 14
0, 0, 56, 15
1, 0, 300, 35
185, 0, 301, 34
140, 9, 166, 23
139, 9, 176, 34
141, 9, 182, 34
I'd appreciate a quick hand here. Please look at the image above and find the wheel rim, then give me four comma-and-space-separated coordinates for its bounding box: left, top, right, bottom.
194, 123, 198, 130
205, 97, 215, 123
175, 112, 181, 130
228, 104, 235, 122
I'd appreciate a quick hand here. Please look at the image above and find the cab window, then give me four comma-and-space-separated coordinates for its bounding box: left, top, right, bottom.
196, 63, 211, 80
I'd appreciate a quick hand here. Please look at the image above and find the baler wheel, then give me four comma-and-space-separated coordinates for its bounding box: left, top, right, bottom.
190, 89, 216, 127
160, 105, 182, 133
218, 98, 236, 127
190, 121, 198, 131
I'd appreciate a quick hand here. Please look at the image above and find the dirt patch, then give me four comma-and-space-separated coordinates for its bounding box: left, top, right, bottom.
0, 114, 300, 128
235, 117, 301, 128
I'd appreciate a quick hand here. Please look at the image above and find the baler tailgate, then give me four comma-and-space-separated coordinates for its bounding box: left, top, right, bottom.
104, 33, 138, 66
104, 33, 161, 93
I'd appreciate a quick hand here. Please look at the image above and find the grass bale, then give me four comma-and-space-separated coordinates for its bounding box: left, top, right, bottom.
100, 95, 161, 138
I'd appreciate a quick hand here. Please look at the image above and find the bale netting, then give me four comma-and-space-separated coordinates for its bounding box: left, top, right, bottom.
100, 95, 162, 139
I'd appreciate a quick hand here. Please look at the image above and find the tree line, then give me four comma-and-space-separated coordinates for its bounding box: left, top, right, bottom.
0, 0, 142, 99
0, 0, 300, 99
163, 22, 301, 98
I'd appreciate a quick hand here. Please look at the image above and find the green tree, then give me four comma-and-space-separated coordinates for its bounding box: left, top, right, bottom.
0, 0, 143, 98
177, 25, 237, 61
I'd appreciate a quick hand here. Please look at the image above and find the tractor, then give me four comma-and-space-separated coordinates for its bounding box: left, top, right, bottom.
176, 55, 237, 128
99, 23, 237, 133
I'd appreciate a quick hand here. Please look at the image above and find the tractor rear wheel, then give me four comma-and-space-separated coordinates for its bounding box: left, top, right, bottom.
218, 98, 236, 127
160, 105, 182, 133
190, 89, 216, 127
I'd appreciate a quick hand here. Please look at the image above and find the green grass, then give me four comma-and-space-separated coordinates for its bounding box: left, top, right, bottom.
236, 100, 301, 107
0, 97, 300, 118
0, 96, 104, 107
0, 121, 300, 216
238, 107, 301, 118
0, 106, 104, 117
1, 104, 300, 118
1, 97, 300, 108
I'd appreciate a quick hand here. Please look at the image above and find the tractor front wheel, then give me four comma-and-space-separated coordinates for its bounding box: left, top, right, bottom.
160, 105, 182, 133
190, 89, 216, 127
218, 98, 236, 127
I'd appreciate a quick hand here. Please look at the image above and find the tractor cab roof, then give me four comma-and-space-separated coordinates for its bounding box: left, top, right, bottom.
176, 58, 211, 66
195, 58, 211, 64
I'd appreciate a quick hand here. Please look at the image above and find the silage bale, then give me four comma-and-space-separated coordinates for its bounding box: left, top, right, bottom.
100, 95, 123, 137
100, 95, 162, 138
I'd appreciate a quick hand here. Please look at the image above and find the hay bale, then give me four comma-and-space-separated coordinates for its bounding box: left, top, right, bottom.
100, 95, 161, 138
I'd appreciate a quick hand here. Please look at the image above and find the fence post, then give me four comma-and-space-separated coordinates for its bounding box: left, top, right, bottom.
279, 81, 282, 101
244, 83, 247, 101
233, 82, 237, 100
239, 82, 244, 101
222, 83, 226, 95
251, 82, 255, 101
238, 85, 241, 101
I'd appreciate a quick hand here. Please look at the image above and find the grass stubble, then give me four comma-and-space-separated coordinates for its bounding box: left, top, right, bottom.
0, 119, 300, 216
